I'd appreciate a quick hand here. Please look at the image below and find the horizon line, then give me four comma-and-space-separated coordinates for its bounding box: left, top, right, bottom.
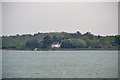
1, 31, 119, 37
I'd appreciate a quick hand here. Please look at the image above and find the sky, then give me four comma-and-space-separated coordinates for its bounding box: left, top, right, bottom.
0, 3, 2, 36
2, 2, 118, 36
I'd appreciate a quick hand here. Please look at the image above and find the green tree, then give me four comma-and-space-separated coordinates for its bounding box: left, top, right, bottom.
42, 36, 52, 48
61, 39, 87, 48
52, 36, 60, 42
25, 39, 40, 49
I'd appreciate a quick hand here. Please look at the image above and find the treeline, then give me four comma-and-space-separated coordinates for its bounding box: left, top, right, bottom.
1, 31, 120, 50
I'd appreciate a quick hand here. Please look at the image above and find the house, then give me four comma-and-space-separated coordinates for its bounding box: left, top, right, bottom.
51, 42, 61, 48
33, 48, 38, 51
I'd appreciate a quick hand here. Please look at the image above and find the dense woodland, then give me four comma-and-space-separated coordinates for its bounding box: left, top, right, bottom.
1, 31, 120, 50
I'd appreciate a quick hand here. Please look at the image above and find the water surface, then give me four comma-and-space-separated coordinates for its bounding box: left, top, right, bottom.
0, 50, 2, 79
2, 50, 118, 78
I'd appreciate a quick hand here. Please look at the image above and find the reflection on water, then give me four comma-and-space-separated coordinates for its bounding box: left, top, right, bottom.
2, 50, 118, 78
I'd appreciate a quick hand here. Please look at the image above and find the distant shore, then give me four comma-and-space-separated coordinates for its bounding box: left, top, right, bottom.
1, 48, 120, 51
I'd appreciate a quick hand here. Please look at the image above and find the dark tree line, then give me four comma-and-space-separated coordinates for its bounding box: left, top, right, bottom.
1, 31, 120, 50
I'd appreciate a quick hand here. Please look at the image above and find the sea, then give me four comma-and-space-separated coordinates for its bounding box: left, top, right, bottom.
0, 50, 2, 79
1, 50, 118, 78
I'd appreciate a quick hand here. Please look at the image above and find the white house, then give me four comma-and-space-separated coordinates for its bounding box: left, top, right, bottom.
51, 42, 61, 48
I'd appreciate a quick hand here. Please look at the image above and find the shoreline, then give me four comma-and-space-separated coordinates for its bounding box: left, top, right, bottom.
1, 48, 120, 51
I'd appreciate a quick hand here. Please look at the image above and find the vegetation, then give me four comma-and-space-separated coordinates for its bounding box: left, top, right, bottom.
1, 31, 120, 50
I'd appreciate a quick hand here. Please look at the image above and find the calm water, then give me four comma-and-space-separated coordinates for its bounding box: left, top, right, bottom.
0, 50, 2, 79
2, 50, 118, 78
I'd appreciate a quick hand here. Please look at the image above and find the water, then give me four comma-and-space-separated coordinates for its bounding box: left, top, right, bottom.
2, 50, 118, 78
0, 50, 1, 77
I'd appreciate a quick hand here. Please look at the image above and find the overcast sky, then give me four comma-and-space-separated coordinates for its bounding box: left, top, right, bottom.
2, 2, 118, 36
